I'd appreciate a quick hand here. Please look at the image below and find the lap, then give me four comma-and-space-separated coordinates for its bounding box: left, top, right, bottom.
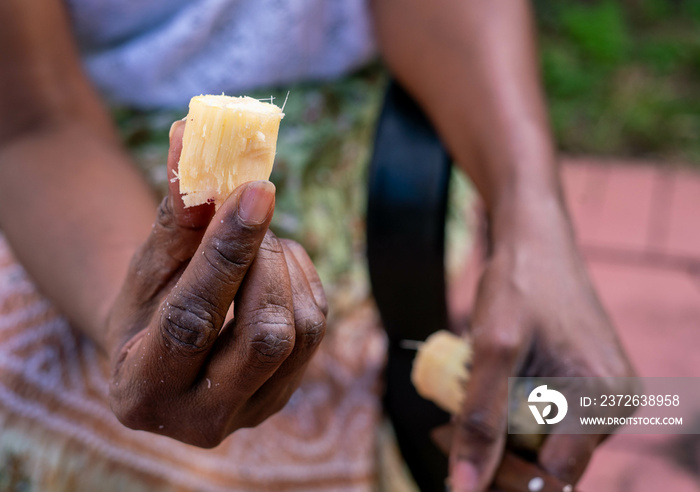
0, 233, 386, 492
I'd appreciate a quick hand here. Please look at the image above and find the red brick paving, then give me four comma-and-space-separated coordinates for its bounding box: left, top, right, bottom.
564, 158, 700, 492
666, 170, 700, 259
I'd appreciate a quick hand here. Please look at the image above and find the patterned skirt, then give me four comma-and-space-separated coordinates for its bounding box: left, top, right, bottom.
0, 233, 398, 492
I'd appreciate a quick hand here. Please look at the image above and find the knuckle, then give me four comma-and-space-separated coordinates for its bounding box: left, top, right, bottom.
249, 300, 294, 327
161, 302, 217, 351
296, 306, 326, 349
204, 236, 254, 281
155, 196, 176, 230
173, 288, 226, 324
482, 332, 521, 360
249, 324, 295, 365
147, 197, 204, 265
459, 408, 503, 446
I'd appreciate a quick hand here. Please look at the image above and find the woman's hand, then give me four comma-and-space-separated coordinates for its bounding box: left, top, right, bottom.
105, 121, 327, 447
449, 198, 635, 492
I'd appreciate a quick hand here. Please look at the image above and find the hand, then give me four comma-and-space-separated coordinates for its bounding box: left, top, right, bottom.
449, 199, 635, 491
105, 121, 327, 447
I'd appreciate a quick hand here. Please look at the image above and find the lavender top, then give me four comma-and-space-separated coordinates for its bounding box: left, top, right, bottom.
65, 0, 376, 108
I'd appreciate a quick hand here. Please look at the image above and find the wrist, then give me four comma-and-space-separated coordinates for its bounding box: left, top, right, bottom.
487, 171, 574, 250
459, 125, 563, 230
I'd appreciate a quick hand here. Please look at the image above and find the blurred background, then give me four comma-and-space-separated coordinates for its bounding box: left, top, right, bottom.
110, 1, 700, 490
115, 0, 700, 302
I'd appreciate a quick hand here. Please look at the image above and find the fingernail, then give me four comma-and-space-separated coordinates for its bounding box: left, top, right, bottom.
238, 181, 275, 225
169, 119, 185, 140
451, 461, 478, 492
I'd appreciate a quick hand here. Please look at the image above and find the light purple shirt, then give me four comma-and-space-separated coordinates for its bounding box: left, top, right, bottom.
65, 0, 376, 108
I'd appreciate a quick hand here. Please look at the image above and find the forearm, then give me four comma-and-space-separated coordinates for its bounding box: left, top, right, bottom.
0, 0, 157, 352
372, 0, 565, 241
0, 121, 156, 352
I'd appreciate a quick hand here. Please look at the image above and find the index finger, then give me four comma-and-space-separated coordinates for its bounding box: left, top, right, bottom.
149, 180, 276, 388
450, 312, 525, 492
451, 351, 516, 491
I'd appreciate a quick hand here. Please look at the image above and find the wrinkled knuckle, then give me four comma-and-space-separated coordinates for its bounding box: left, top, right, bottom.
249, 301, 294, 326
297, 306, 326, 349
155, 196, 176, 230
460, 408, 502, 445
174, 289, 226, 327
250, 326, 295, 365
161, 303, 216, 351
205, 236, 253, 279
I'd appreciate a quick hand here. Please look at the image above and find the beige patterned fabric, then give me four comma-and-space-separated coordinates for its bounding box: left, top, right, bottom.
0, 233, 388, 492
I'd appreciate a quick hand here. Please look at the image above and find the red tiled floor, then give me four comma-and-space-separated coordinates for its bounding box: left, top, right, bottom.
595, 165, 656, 251
646, 170, 676, 253
565, 159, 700, 492
582, 434, 699, 492
665, 170, 700, 260
587, 262, 700, 378
563, 159, 613, 248
579, 261, 700, 490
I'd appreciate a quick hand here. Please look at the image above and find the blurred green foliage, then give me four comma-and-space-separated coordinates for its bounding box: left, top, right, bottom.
535, 0, 700, 164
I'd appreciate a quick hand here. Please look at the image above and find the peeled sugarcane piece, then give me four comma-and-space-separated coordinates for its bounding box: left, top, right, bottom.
411, 330, 545, 453
411, 330, 473, 415
178, 95, 284, 208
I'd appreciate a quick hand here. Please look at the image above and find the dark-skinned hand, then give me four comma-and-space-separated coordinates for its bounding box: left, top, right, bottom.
105, 120, 327, 447
449, 199, 635, 492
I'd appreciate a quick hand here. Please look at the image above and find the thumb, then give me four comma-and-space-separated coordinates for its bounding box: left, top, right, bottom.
449, 290, 525, 491
107, 119, 214, 353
